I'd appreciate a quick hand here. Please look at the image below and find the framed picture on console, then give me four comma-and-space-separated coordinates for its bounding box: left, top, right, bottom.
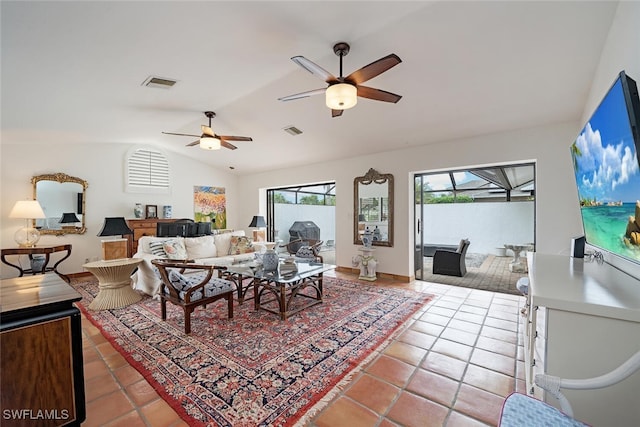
145, 205, 157, 219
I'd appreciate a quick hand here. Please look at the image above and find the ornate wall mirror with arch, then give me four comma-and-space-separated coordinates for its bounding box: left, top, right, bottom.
353, 168, 394, 247
32, 173, 88, 235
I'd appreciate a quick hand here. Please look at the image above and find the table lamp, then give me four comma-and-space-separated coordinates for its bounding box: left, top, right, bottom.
248, 215, 267, 242
59, 212, 81, 230
9, 200, 46, 247
98, 217, 133, 260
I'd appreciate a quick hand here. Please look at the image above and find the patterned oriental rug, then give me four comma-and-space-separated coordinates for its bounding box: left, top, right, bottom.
75, 277, 433, 426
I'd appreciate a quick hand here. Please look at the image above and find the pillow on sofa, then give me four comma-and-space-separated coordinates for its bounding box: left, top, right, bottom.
163, 239, 188, 259
214, 230, 244, 255
184, 235, 217, 259
148, 240, 168, 257
228, 235, 254, 255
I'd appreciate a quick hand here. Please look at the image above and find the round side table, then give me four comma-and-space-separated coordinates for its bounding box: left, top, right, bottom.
83, 258, 144, 310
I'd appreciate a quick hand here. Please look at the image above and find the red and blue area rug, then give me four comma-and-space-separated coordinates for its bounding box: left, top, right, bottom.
76, 276, 433, 426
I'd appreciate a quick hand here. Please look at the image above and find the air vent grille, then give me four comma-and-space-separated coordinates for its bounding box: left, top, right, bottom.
283, 126, 303, 136
141, 76, 178, 89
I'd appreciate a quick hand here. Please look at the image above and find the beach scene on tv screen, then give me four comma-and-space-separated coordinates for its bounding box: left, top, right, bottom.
571, 78, 640, 262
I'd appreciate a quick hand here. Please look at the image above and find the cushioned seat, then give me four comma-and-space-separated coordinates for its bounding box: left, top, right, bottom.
499, 393, 587, 427
432, 238, 470, 277
152, 259, 235, 334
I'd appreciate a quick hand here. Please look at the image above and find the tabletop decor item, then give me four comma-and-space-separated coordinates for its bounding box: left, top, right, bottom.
134, 203, 143, 219
262, 248, 279, 271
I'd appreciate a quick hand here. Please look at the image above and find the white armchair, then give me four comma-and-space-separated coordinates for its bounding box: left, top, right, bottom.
500, 349, 640, 426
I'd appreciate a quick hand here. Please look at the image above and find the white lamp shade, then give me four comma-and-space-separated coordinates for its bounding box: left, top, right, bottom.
200, 136, 221, 150
9, 200, 45, 247
9, 200, 46, 219
326, 83, 357, 110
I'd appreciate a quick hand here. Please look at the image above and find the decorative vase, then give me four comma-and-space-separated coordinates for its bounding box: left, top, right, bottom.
134, 203, 143, 219
262, 249, 279, 271
30, 255, 46, 273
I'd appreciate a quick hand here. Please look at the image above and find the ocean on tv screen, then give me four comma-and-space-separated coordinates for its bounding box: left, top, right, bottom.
571, 77, 640, 262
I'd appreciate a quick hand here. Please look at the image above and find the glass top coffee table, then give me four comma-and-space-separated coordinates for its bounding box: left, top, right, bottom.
225, 260, 335, 320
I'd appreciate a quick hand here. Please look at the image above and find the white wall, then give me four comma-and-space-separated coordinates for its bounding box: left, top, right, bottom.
238, 1, 639, 280
273, 204, 335, 246
238, 121, 581, 278
422, 201, 534, 254
1, 143, 239, 277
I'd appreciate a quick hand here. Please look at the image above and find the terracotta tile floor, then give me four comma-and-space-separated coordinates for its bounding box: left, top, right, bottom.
79, 271, 525, 426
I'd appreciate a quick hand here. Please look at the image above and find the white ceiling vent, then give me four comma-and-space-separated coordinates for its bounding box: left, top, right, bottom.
283, 126, 303, 136
141, 76, 178, 89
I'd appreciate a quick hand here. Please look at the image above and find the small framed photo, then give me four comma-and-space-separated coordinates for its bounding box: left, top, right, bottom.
145, 205, 158, 219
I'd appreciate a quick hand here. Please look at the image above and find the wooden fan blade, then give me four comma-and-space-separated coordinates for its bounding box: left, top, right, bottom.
162, 131, 200, 138
346, 54, 402, 85
357, 85, 402, 103
291, 56, 338, 83
332, 109, 344, 118
186, 140, 200, 147
220, 140, 238, 150
278, 88, 326, 102
201, 125, 214, 137
218, 135, 253, 142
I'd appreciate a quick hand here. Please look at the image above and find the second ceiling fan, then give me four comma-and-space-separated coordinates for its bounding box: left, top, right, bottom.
162, 111, 252, 150
278, 42, 402, 117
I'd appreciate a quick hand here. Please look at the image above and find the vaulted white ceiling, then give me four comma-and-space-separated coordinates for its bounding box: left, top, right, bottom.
1, 1, 619, 174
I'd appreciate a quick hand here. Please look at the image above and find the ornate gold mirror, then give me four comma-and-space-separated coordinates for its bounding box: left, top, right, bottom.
32, 173, 88, 235
354, 168, 394, 247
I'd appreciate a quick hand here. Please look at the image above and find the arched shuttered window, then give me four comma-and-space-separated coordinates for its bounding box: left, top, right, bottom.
125, 147, 170, 194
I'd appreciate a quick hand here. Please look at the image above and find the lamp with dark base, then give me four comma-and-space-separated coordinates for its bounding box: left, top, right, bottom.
248, 215, 267, 242
98, 217, 133, 260
60, 212, 81, 231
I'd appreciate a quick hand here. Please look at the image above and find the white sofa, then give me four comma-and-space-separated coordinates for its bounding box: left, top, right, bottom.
131, 231, 265, 296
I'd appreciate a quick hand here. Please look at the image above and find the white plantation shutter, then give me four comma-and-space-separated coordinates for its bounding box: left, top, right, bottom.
126, 147, 170, 194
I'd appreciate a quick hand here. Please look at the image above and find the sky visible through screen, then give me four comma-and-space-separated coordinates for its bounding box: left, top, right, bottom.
572, 77, 640, 204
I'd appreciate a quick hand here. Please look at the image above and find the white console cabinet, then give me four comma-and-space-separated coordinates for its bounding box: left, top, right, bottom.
524, 253, 640, 426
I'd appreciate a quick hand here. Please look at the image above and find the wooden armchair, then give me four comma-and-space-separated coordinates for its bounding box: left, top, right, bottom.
432, 239, 470, 277
151, 259, 235, 334
283, 239, 324, 262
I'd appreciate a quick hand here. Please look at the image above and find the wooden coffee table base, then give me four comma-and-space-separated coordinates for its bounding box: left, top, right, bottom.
254, 274, 324, 320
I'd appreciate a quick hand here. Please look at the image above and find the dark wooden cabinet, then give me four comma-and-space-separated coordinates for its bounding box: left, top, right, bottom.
1, 275, 85, 426
126, 218, 176, 257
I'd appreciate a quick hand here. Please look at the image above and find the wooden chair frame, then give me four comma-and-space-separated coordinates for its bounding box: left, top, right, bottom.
151, 260, 234, 334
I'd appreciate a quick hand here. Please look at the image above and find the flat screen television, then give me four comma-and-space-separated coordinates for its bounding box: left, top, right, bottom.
570, 70, 640, 265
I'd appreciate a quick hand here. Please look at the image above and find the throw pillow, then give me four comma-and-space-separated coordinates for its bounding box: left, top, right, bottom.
162, 239, 188, 259
148, 240, 167, 257
184, 235, 217, 259
295, 245, 316, 259
228, 235, 254, 255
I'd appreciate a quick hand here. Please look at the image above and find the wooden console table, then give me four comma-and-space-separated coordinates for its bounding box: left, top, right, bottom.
1, 244, 72, 283
524, 253, 640, 426
1, 274, 86, 426
126, 218, 177, 257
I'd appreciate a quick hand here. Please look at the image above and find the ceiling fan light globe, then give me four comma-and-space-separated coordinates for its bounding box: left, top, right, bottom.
326, 83, 357, 110
200, 136, 221, 150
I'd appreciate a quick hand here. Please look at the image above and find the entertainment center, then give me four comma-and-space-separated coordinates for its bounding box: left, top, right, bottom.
524, 253, 640, 426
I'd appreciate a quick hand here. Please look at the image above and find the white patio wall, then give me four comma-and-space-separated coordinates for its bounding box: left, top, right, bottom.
420, 201, 534, 254
273, 204, 336, 246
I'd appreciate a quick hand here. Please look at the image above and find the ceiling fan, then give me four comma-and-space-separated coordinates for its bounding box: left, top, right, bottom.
278, 42, 402, 117
162, 111, 252, 150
